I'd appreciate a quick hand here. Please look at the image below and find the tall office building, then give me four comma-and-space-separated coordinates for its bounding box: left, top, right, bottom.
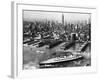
62, 13, 64, 26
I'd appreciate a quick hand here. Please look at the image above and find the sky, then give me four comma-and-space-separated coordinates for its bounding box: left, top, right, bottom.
23, 10, 91, 23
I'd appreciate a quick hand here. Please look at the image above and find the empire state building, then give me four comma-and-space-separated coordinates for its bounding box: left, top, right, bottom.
62, 13, 64, 26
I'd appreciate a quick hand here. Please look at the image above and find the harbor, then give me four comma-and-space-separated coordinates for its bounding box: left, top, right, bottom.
23, 11, 91, 69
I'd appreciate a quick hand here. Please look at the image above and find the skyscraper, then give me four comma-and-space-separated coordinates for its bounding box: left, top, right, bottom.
62, 13, 64, 26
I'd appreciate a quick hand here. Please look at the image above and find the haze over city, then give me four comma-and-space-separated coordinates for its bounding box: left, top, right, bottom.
23, 10, 91, 23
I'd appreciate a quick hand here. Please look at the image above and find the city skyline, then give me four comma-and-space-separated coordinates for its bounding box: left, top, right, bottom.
23, 11, 91, 23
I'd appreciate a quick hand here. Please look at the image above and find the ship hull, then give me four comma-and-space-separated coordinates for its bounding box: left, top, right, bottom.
39, 56, 84, 68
